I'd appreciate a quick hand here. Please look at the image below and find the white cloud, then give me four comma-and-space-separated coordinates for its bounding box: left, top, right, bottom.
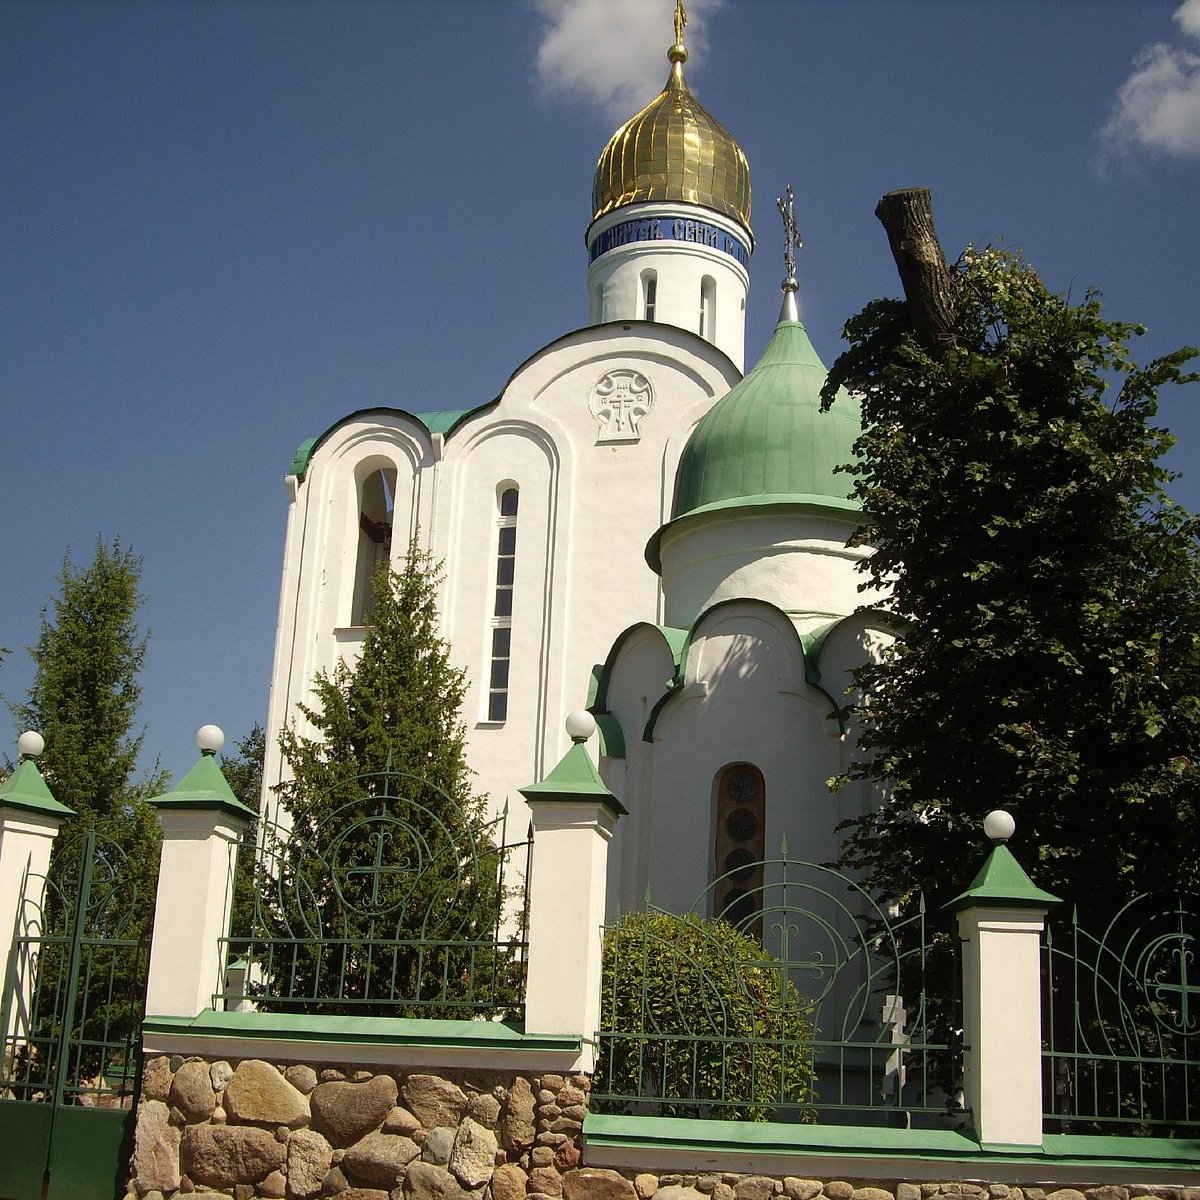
1099, 0, 1200, 161
532, 0, 723, 122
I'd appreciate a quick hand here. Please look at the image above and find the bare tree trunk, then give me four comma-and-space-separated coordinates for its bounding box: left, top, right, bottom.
874, 188, 956, 350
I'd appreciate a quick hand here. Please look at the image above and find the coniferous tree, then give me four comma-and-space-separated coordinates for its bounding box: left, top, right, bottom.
221, 724, 264, 942
5, 539, 163, 1082
9, 538, 165, 893
262, 541, 514, 1016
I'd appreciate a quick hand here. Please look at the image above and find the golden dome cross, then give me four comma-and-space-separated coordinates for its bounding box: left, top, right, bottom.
674, 0, 687, 47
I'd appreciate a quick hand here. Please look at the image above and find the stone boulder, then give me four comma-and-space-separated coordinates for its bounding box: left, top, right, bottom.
131, 1099, 181, 1195
401, 1075, 468, 1129
223, 1059, 310, 1129
448, 1117, 497, 1188
492, 1163, 528, 1200
500, 1077, 535, 1152
286, 1128, 333, 1199
141, 1057, 174, 1103
341, 1132, 420, 1188
311, 1074, 399, 1147
403, 1161, 474, 1200
181, 1125, 285, 1187
169, 1060, 217, 1123
562, 1169, 638, 1200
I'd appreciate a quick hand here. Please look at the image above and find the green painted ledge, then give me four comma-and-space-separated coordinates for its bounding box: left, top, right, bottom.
143, 1009, 581, 1054
583, 1114, 1200, 1171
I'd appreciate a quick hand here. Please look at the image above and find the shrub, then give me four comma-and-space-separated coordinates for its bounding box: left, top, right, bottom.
594, 910, 817, 1122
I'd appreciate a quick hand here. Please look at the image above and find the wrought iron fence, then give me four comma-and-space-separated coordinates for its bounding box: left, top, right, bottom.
216, 770, 530, 1018
1043, 892, 1200, 1134
0, 827, 150, 1108
593, 849, 959, 1125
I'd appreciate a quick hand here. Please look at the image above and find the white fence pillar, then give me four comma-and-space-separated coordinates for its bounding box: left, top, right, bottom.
519, 712, 624, 1066
0, 732, 73, 1044
145, 727, 255, 1020
949, 810, 1058, 1149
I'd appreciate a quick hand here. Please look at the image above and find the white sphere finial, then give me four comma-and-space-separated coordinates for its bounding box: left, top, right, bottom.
196, 724, 225, 755
564, 709, 597, 744
17, 730, 45, 760
983, 809, 1016, 843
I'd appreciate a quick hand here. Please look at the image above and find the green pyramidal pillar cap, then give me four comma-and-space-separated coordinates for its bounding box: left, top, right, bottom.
148, 726, 256, 823
0, 757, 73, 818
519, 712, 627, 818
946, 810, 1059, 913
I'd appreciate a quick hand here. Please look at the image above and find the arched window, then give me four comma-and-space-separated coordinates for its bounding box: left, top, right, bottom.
590, 282, 603, 325
640, 269, 658, 322
713, 763, 765, 934
352, 465, 396, 625
699, 275, 717, 342
486, 486, 519, 722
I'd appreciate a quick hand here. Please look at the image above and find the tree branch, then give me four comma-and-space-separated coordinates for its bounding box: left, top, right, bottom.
875, 188, 956, 350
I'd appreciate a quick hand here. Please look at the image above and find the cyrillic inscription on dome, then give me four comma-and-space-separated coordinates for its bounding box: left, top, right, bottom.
589, 369, 654, 443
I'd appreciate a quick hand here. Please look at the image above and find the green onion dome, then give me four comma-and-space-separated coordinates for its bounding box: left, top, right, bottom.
671, 318, 860, 520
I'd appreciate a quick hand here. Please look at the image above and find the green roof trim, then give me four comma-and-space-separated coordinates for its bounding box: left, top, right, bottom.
147, 754, 257, 822
287, 403, 497, 483
0, 758, 74, 818
591, 623, 688, 713
143, 1009, 581, 1053
946, 842, 1061, 912
583, 1113, 1200, 1171
519, 742, 627, 816
594, 712, 626, 760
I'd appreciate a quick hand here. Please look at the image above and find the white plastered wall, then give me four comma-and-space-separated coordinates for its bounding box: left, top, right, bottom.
262, 327, 740, 831
602, 600, 859, 918
586, 203, 751, 371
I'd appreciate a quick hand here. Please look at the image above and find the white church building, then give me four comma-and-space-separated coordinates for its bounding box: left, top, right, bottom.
261, 10, 890, 921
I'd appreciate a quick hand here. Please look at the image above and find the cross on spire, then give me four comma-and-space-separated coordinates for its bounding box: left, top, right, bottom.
674, 0, 687, 47
777, 183, 803, 287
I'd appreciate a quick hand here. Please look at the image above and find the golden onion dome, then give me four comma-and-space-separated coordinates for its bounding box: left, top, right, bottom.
591, 34, 752, 238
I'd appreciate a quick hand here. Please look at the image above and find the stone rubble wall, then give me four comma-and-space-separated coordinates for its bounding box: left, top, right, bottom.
127, 1056, 1199, 1200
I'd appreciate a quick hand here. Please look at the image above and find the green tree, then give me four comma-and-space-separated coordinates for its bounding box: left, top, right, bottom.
261, 541, 514, 1016
221, 724, 264, 941
594, 910, 817, 1122
4, 539, 164, 1086
822, 245, 1200, 915
9, 539, 165, 883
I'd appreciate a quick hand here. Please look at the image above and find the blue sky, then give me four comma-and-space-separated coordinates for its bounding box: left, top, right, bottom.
3, 0, 1199, 783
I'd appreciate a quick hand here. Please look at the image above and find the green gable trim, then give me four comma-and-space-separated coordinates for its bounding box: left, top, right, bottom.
147, 754, 256, 822
0, 759, 73, 817
290, 437, 319, 480
519, 743, 627, 816
594, 712, 626, 760
287, 403, 498, 483
584, 1113, 1200, 1172
946, 842, 1061, 912
590, 624, 687, 713
143, 1009, 581, 1054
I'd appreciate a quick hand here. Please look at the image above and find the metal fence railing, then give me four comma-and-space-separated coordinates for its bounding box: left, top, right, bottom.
1043, 892, 1200, 1135
592, 851, 960, 1126
216, 770, 530, 1019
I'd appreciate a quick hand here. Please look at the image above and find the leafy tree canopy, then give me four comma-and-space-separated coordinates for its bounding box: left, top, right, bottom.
822, 246, 1200, 914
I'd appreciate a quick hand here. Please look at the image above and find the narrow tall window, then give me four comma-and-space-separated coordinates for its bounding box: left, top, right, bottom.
641, 270, 658, 321
713, 763, 765, 935
352, 466, 396, 625
699, 275, 716, 342
487, 487, 519, 721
